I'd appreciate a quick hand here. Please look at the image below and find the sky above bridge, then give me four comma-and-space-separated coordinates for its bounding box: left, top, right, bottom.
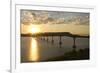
20, 10, 89, 35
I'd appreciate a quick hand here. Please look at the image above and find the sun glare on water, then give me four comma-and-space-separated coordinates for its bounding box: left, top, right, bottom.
29, 38, 39, 62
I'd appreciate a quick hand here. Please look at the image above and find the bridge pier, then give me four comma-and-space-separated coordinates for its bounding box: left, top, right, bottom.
59, 35, 62, 48
44, 37, 46, 40
42, 37, 44, 40
41, 37, 43, 40
46, 36, 48, 42
51, 35, 54, 44
73, 37, 76, 50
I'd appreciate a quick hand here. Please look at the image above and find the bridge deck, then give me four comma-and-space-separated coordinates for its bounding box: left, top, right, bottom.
21, 32, 89, 38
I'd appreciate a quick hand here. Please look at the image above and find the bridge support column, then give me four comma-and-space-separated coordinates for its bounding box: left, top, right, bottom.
42, 37, 44, 40
59, 35, 62, 48
51, 35, 54, 44
73, 37, 76, 50
46, 36, 48, 42
41, 37, 43, 40
44, 37, 46, 40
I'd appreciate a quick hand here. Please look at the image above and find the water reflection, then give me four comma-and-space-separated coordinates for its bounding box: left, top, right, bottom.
29, 38, 39, 62
21, 36, 89, 62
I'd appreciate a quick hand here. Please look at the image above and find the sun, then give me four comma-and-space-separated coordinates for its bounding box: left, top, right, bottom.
29, 25, 40, 34
31, 27, 40, 33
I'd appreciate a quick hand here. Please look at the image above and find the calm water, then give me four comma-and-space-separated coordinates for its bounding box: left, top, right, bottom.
21, 36, 89, 62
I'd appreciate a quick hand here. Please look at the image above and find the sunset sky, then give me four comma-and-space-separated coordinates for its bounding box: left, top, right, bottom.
20, 10, 89, 35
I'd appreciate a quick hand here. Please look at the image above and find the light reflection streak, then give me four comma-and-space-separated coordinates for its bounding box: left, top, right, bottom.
29, 38, 39, 62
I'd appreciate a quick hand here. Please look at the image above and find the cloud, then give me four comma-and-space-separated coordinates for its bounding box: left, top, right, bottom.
67, 15, 89, 25
21, 11, 35, 25
21, 10, 89, 25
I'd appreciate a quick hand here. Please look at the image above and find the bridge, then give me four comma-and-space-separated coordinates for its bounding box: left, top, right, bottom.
21, 32, 89, 50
